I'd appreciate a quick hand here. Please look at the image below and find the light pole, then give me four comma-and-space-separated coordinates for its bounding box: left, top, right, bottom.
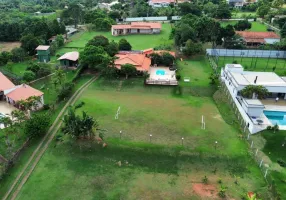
181, 137, 184, 146
149, 134, 152, 142
215, 141, 218, 150
120, 130, 122, 139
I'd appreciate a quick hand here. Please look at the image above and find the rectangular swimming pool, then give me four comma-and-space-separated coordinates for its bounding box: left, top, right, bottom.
263, 110, 286, 126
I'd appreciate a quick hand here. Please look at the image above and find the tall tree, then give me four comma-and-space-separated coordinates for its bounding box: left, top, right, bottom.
121, 64, 137, 79
61, 3, 83, 28
118, 38, 132, 51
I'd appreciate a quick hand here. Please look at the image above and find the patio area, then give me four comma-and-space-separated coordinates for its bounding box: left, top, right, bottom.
146, 66, 178, 85
0, 101, 17, 115
261, 99, 286, 111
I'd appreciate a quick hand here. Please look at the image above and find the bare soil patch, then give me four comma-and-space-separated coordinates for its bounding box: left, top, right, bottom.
192, 183, 218, 199
0, 42, 21, 52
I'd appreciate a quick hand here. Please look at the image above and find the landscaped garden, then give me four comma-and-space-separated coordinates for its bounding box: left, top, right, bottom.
10, 57, 272, 200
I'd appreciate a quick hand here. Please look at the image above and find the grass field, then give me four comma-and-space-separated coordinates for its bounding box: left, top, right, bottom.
231, 12, 257, 19
217, 57, 286, 75
13, 58, 271, 200
65, 23, 173, 50
220, 21, 268, 32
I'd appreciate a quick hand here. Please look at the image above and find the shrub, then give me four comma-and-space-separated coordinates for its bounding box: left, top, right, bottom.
176, 74, 181, 81
43, 104, 50, 110
267, 126, 272, 130
218, 185, 227, 198
57, 82, 74, 101
23, 70, 36, 82
232, 60, 238, 64
277, 159, 286, 167
24, 113, 51, 139
202, 176, 208, 184
218, 178, 222, 184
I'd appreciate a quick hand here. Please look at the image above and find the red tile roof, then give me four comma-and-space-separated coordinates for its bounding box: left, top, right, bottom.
112, 22, 161, 30
0, 72, 15, 91
236, 31, 280, 39
114, 53, 151, 71
6, 84, 43, 102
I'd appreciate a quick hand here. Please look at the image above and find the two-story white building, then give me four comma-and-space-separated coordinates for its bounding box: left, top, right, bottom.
148, 0, 175, 8
221, 64, 286, 133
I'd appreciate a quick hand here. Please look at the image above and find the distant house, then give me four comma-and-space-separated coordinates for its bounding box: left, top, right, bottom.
96, 1, 119, 11
112, 22, 161, 36
148, 0, 175, 8
236, 31, 280, 46
226, 0, 245, 8
58, 52, 79, 67
35, 45, 50, 63
114, 53, 151, 71
66, 27, 78, 38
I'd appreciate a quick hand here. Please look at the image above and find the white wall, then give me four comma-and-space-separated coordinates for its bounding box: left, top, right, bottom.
265, 38, 280, 44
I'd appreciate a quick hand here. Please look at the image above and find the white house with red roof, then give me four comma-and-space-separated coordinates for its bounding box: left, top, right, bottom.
236, 31, 280, 46
148, 0, 175, 7
0, 72, 44, 110
112, 22, 161, 36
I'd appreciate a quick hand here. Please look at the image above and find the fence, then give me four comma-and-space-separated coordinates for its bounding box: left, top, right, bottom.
207, 49, 286, 59
219, 82, 281, 199
206, 49, 286, 59
124, 16, 181, 22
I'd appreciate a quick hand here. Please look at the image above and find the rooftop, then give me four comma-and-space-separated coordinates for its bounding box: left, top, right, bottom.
58, 52, 79, 61
36, 45, 50, 51
114, 53, 151, 71
0, 72, 15, 91
6, 84, 43, 102
243, 99, 265, 107
229, 71, 286, 87
236, 31, 280, 39
225, 64, 243, 69
112, 22, 161, 30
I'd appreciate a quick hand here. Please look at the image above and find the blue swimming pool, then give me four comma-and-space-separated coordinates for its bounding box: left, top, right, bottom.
156, 70, 166, 75
264, 110, 286, 125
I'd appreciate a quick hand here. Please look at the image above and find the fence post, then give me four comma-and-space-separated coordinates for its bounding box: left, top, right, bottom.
255, 148, 258, 156
251, 141, 254, 148
264, 169, 268, 178
260, 159, 263, 167
247, 133, 250, 140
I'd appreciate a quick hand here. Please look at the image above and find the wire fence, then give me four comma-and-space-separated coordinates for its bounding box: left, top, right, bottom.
219, 82, 281, 199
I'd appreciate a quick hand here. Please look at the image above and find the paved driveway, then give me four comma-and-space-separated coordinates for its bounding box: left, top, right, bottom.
0, 101, 17, 129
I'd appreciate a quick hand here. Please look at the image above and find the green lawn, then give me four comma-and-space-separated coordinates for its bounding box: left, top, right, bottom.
231, 12, 257, 19
13, 58, 271, 200
220, 21, 268, 32
65, 23, 173, 50
259, 131, 286, 199
217, 57, 286, 75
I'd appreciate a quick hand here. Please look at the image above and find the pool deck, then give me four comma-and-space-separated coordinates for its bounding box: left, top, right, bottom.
261, 99, 286, 111
146, 66, 178, 85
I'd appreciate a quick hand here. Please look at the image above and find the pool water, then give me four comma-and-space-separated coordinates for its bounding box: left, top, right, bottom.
156, 70, 165, 75
264, 110, 286, 126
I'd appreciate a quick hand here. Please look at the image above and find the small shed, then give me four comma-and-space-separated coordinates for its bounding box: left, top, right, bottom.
58, 52, 79, 67
35, 45, 50, 63
241, 98, 265, 118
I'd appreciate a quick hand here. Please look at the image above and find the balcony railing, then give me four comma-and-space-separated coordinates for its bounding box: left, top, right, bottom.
146, 79, 178, 85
